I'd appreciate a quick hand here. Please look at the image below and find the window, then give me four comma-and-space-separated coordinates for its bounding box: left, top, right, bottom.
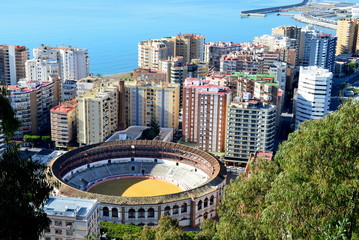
66, 230, 73, 236
164, 206, 171, 215
173, 205, 179, 214
138, 208, 145, 218
55, 229, 62, 234
148, 208, 155, 218
65, 222, 72, 228
54, 220, 62, 226
112, 208, 118, 218
103, 207, 109, 217
198, 200, 202, 211
129, 209, 136, 218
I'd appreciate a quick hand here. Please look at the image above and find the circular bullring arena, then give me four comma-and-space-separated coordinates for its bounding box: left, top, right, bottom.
50, 140, 227, 227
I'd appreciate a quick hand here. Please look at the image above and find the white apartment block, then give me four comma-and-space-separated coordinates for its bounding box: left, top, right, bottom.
299, 25, 320, 66
33, 45, 89, 81
25, 58, 59, 82
62, 80, 77, 102
76, 76, 102, 96
138, 39, 172, 70
225, 99, 276, 161
77, 80, 119, 146
269, 61, 287, 93
295, 66, 332, 128
41, 196, 100, 240
254, 34, 298, 52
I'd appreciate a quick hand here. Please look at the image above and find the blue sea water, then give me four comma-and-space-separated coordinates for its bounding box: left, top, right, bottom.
0, 0, 346, 75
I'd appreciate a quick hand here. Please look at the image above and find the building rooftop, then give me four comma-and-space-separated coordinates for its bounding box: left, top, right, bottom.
106, 126, 173, 142
51, 99, 77, 114
43, 196, 97, 219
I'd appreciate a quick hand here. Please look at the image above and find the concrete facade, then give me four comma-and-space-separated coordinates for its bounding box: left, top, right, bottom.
295, 66, 332, 128
0, 45, 29, 85
77, 80, 119, 146
125, 81, 180, 130
41, 196, 100, 240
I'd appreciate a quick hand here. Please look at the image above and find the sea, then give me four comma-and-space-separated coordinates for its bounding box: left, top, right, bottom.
0, 0, 355, 75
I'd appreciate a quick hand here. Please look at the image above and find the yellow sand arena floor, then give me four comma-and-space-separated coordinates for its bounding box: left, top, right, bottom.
88, 178, 184, 197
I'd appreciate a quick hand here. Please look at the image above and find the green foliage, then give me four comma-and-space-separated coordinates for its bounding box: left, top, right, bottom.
154, 215, 188, 240
0, 145, 55, 239
195, 220, 217, 240
23, 135, 41, 142
41, 135, 51, 142
100, 222, 143, 240
0, 89, 55, 239
0, 87, 20, 139
84, 232, 100, 240
347, 62, 358, 71
216, 101, 359, 239
142, 115, 160, 140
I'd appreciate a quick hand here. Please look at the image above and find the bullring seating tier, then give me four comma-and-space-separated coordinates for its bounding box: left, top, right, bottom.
65, 160, 209, 192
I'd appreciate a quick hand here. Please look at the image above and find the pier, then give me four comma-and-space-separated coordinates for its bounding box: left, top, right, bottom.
292, 13, 337, 30
241, 0, 310, 14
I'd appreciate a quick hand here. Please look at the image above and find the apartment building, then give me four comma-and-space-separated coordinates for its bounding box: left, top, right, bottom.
7, 80, 61, 139
225, 99, 276, 163
295, 66, 332, 128
254, 35, 298, 52
25, 58, 59, 82
41, 196, 100, 240
138, 34, 205, 70
51, 98, 77, 149
299, 25, 320, 66
33, 45, 89, 81
182, 78, 231, 152
335, 18, 359, 55
133, 68, 167, 82
138, 39, 173, 70
204, 41, 242, 70
125, 81, 180, 130
0, 45, 29, 85
272, 26, 301, 41
166, 34, 205, 63
76, 76, 102, 96
309, 34, 337, 72
77, 80, 119, 146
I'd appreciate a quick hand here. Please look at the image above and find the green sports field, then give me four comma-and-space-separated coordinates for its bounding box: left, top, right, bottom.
88, 178, 184, 197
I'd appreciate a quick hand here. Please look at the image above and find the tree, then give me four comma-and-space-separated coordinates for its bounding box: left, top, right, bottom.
142, 115, 160, 140
0, 89, 55, 239
0, 145, 55, 239
155, 215, 188, 240
0, 87, 20, 139
216, 101, 359, 239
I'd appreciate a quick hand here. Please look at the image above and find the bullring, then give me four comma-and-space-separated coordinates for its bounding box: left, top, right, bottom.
50, 140, 227, 227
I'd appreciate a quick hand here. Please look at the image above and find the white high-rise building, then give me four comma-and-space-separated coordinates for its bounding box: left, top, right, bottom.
25, 58, 59, 82
269, 61, 287, 93
33, 45, 89, 81
295, 66, 332, 128
299, 25, 320, 66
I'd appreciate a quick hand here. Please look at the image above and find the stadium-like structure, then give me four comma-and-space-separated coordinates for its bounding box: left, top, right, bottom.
50, 140, 227, 227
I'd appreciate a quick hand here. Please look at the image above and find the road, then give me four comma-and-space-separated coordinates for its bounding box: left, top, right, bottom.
330, 71, 359, 111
